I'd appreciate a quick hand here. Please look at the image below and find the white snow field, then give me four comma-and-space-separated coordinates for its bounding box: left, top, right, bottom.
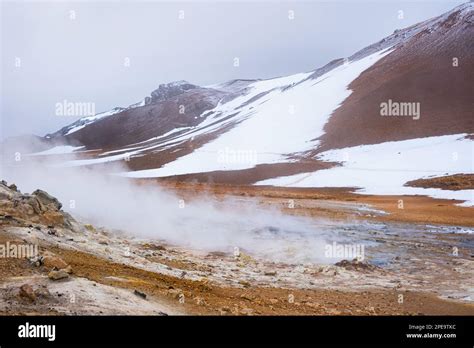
64, 108, 125, 135
257, 134, 474, 206
27, 145, 85, 156
121, 48, 394, 178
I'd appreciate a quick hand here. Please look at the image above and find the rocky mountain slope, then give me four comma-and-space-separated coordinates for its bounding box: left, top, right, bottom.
2, 3, 473, 203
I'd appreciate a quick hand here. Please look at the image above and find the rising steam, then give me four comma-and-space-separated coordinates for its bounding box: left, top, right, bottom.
2, 150, 339, 263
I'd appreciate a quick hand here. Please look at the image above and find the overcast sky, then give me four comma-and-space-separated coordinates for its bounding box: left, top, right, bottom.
0, 0, 466, 139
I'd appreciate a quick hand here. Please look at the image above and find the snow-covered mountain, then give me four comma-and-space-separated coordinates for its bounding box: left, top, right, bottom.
7, 2, 474, 204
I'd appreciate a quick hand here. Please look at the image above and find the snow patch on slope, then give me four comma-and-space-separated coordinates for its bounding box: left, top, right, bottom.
122, 48, 393, 178
27, 145, 85, 156
64, 124, 87, 135
62, 108, 125, 136
257, 134, 474, 206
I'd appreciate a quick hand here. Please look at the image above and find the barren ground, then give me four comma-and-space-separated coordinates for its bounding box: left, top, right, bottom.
1, 182, 473, 316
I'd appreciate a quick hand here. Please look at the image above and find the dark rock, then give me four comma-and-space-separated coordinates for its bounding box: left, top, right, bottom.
134, 290, 147, 299
29, 255, 43, 267
335, 259, 378, 272
48, 229, 58, 236
145, 81, 198, 105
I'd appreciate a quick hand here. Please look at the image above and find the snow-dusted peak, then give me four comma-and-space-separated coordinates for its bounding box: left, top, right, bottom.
145, 80, 199, 105
449, 1, 473, 15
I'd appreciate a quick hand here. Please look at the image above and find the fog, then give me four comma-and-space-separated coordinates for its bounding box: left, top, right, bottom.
2, 154, 347, 263
1, 0, 465, 263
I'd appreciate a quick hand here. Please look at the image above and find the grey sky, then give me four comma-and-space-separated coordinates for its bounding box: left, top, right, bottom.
1, 0, 466, 139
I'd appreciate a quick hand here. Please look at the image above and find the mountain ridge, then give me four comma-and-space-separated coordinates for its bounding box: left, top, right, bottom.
2, 3, 472, 201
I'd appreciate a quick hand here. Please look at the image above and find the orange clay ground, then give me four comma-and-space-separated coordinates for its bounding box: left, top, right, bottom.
1, 180, 473, 315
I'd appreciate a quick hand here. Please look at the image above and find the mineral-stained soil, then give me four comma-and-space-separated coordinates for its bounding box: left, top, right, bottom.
405, 174, 474, 191
146, 181, 474, 227
0, 180, 473, 315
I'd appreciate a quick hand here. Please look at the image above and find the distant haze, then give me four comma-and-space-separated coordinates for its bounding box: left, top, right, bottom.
3, 155, 336, 263
0, 0, 465, 139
